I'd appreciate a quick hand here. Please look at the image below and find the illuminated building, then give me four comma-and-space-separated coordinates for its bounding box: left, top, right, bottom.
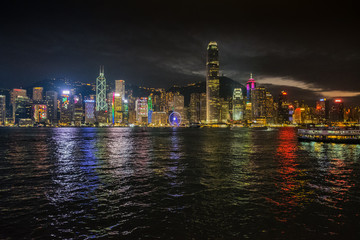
232, 88, 244, 121
246, 73, 256, 102
244, 102, 252, 122
189, 93, 206, 123
46, 91, 58, 125
330, 99, 344, 122
60, 90, 72, 126
173, 92, 185, 123
151, 112, 168, 126
14, 96, 32, 125
251, 87, 267, 122
135, 97, 148, 123
96, 65, 107, 111
10, 89, 27, 123
206, 41, 220, 123
219, 98, 230, 123
85, 98, 96, 124
315, 98, 329, 123
111, 92, 123, 125
115, 80, 125, 100
73, 95, 83, 126
278, 91, 290, 124
148, 95, 153, 124
32, 87, 43, 101
265, 92, 275, 123
33, 104, 47, 123
0, 95, 5, 125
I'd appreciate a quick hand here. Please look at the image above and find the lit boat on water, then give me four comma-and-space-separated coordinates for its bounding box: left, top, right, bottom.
298, 128, 360, 143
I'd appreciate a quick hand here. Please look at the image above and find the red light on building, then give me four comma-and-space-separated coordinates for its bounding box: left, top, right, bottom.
334, 99, 342, 103
282, 92, 287, 95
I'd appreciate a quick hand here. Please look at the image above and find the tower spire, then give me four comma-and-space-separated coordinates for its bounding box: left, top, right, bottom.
250, 73, 253, 79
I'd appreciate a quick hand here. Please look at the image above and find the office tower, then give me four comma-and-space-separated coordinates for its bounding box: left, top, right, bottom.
32, 87, 43, 101
14, 96, 31, 124
135, 97, 148, 123
33, 104, 47, 123
189, 93, 202, 123
46, 91, 58, 125
147, 95, 153, 124
60, 90, 72, 126
173, 92, 184, 121
10, 89, 27, 123
246, 73, 256, 102
85, 98, 96, 125
278, 91, 290, 124
251, 87, 267, 121
96, 66, 107, 111
316, 98, 330, 123
232, 88, 244, 121
219, 98, 230, 123
265, 92, 274, 123
206, 41, 220, 123
151, 112, 168, 126
112, 92, 123, 125
115, 80, 125, 100
330, 99, 344, 122
0, 95, 5, 125
73, 95, 83, 126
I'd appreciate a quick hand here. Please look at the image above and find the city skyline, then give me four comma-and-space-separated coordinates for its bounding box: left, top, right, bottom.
0, 1, 359, 103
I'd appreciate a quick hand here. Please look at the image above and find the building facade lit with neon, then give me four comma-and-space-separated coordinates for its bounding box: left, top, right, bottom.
246, 73, 256, 102
206, 41, 220, 123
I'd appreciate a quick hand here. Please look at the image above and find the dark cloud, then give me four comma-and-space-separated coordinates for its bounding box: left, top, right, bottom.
0, 0, 359, 103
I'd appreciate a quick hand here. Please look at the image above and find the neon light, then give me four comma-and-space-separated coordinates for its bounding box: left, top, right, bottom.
114, 93, 120, 97
335, 99, 342, 103
282, 92, 287, 95
320, 98, 324, 101
62, 90, 70, 95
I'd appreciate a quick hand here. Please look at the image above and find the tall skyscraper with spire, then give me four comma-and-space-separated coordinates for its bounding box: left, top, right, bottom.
206, 41, 220, 123
96, 65, 107, 111
246, 73, 256, 102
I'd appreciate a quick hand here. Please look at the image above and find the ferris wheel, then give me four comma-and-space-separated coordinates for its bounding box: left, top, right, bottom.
169, 112, 181, 126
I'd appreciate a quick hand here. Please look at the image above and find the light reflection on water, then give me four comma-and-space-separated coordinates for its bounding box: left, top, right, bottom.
0, 127, 360, 239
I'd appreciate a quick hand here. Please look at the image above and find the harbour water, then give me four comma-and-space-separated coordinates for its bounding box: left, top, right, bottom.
1, 127, 360, 239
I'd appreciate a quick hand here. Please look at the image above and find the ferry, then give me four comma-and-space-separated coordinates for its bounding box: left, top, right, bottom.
298, 128, 360, 144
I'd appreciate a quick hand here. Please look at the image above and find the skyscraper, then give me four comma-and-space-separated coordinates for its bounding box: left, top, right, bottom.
0, 95, 5, 125
246, 73, 256, 102
206, 41, 220, 123
232, 88, 244, 121
96, 66, 107, 111
46, 91, 58, 125
278, 91, 290, 124
10, 89, 27, 123
251, 87, 267, 120
32, 87, 43, 101
115, 80, 125, 100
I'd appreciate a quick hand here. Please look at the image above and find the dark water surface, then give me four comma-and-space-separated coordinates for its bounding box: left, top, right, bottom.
1, 127, 360, 239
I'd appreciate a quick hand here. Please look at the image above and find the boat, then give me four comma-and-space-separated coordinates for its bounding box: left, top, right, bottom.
297, 127, 360, 143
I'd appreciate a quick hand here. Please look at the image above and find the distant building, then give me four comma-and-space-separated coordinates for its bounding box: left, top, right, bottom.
10, 89, 27, 123
278, 91, 290, 124
96, 66, 107, 111
73, 95, 83, 126
33, 104, 47, 123
330, 99, 344, 122
251, 87, 267, 122
115, 80, 125, 100
60, 90, 72, 126
151, 112, 168, 126
232, 88, 244, 121
246, 73, 256, 102
173, 93, 185, 123
85, 98, 96, 125
265, 92, 274, 123
206, 41, 220, 123
135, 97, 148, 123
32, 87, 43, 101
219, 98, 230, 123
0, 95, 5, 125
316, 98, 330, 123
46, 91, 58, 125
14, 96, 32, 125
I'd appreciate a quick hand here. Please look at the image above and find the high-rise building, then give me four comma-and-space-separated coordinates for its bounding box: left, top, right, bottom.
265, 92, 274, 123
316, 98, 330, 123
14, 96, 31, 125
206, 41, 220, 123
60, 90, 72, 126
232, 88, 244, 121
115, 80, 125, 100
33, 104, 47, 123
173, 92, 184, 122
85, 97, 96, 125
278, 91, 290, 124
135, 97, 148, 123
0, 95, 5, 125
251, 87, 267, 121
10, 89, 27, 123
246, 73, 256, 102
46, 91, 58, 125
32, 87, 43, 101
73, 95, 83, 126
96, 66, 107, 111
330, 99, 344, 122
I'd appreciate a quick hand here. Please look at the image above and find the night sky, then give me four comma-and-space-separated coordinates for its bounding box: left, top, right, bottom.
1, 0, 359, 103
